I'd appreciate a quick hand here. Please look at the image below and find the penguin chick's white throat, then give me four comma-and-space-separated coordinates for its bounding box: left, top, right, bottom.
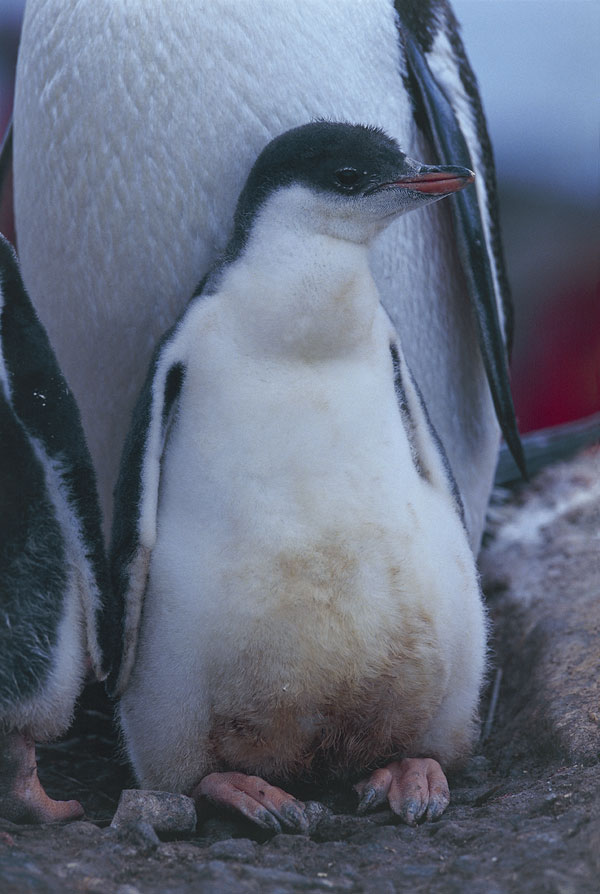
113, 121, 485, 833
205, 121, 474, 359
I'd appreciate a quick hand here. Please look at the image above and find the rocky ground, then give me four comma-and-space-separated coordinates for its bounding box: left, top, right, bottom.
1, 449, 599, 893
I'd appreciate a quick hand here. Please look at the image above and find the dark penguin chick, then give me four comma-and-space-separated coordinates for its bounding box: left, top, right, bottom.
0, 234, 109, 823
109, 122, 486, 833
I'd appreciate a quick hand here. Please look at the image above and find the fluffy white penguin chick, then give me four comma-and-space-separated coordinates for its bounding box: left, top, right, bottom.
109, 122, 487, 833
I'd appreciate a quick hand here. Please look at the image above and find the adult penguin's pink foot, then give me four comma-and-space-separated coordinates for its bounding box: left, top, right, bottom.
355, 757, 450, 824
192, 771, 310, 834
0, 731, 84, 824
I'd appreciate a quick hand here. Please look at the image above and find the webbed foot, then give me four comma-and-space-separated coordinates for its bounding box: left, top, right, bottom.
0, 731, 83, 824
355, 757, 450, 824
192, 771, 310, 834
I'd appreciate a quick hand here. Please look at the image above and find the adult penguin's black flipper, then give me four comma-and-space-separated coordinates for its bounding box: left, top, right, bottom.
396, 3, 526, 478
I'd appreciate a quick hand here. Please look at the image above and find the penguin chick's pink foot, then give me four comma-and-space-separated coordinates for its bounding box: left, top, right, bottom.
192, 771, 310, 834
355, 757, 450, 824
0, 731, 84, 824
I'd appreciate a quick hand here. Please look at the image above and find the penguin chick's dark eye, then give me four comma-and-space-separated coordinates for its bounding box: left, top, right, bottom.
334, 167, 362, 188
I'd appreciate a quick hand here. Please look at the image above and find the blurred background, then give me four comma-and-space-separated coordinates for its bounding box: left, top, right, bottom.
1, 0, 598, 435
453, 0, 599, 436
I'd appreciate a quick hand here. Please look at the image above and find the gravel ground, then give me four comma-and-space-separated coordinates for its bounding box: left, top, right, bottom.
1, 450, 598, 893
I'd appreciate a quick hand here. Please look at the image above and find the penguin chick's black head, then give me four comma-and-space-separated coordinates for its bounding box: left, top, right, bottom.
228, 120, 474, 254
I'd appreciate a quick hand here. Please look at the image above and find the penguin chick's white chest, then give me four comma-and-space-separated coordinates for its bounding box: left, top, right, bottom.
122, 182, 486, 792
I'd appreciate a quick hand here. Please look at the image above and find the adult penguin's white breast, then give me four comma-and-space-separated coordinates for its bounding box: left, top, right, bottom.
12, 0, 499, 545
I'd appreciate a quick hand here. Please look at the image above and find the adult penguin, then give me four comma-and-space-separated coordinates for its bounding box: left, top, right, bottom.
0, 234, 109, 823
5, 0, 523, 546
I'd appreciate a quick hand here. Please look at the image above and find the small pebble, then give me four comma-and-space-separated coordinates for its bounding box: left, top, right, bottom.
107, 819, 160, 854
111, 790, 197, 835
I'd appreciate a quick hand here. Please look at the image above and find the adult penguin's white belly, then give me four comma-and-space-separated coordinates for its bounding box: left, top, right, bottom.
12, 0, 498, 545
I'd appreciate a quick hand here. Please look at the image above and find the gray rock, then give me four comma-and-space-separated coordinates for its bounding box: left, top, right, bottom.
207, 838, 257, 861
304, 800, 333, 833
268, 833, 317, 853
110, 790, 197, 835
106, 819, 160, 854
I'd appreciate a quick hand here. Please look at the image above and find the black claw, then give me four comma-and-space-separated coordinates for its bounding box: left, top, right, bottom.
425, 804, 443, 821
356, 786, 378, 815
426, 795, 450, 822
400, 798, 425, 825
256, 808, 282, 834
280, 802, 310, 835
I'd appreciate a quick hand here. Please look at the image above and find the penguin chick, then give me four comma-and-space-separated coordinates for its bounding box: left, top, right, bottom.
110, 122, 487, 832
0, 234, 109, 823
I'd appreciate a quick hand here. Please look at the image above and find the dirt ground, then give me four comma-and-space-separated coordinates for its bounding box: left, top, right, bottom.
1, 450, 599, 893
